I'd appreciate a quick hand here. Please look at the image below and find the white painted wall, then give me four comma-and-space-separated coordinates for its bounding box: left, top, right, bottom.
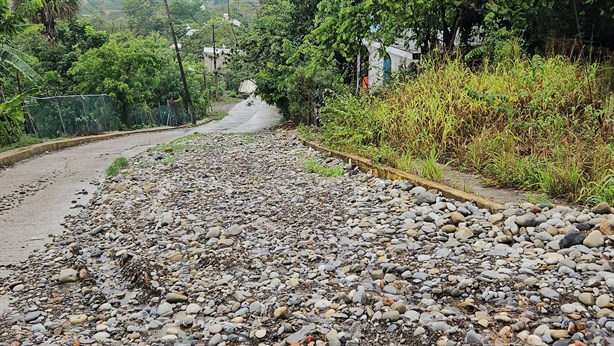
364, 39, 421, 89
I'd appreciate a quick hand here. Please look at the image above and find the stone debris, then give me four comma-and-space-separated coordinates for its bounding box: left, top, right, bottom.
1, 131, 614, 345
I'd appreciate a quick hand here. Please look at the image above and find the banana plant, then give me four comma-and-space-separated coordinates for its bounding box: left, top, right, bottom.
0, 91, 29, 145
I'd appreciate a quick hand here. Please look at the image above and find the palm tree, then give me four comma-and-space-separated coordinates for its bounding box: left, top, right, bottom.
12, 0, 79, 42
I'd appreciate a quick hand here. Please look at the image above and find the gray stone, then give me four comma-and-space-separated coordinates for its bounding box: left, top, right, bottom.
593, 202, 612, 215
583, 230, 605, 248
381, 310, 400, 321
24, 311, 41, 323
466, 330, 482, 344
186, 303, 201, 314
286, 323, 316, 344
416, 192, 437, 205
560, 231, 586, 248
539, 287, 560, 300
516, 214, 537, 227
58, 268, 78, 283
166, 293, 188, 303
208, 333, 223, 346
157, 302, 174, 317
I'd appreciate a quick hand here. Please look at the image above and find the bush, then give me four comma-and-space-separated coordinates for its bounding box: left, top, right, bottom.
317, 47, 614, 205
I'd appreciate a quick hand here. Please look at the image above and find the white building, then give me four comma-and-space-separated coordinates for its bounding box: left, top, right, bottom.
364, 36, 421, 89
203, 47, 233, 71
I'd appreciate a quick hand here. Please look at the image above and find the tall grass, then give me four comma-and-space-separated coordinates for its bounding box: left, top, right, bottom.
318, 42, 613, 205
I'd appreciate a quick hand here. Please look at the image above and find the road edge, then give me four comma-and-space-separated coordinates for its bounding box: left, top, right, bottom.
299, 137, 506, 214
0, 120, 211, 168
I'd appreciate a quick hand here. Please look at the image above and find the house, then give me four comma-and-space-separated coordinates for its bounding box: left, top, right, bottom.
202, 46, 233, 71
364, 36, 421, 89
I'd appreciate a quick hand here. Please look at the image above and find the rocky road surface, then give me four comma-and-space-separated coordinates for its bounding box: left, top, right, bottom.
1, 131, 614, 346
0, 97, 280, 274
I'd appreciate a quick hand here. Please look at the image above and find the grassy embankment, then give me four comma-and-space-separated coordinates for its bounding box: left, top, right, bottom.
306, 47, 613, 205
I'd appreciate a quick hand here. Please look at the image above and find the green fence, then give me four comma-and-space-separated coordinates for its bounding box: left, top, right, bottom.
25, 95, 189, 139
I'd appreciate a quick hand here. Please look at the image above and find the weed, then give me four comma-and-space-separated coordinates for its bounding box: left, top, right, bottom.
150, 133, 204, 153
397, 150, 419, 174
462, 181, 473, 193
303, 159, 344, 177
317, 52, 613, 205
211, 111, 228, 121
105, 157, 129, 178
372, 145, 397, 165
420, 149, 446, 182
240, 133, 256, 144
165, 155, 176, 165
526, 193, 552, 205
0, 135, 48, 153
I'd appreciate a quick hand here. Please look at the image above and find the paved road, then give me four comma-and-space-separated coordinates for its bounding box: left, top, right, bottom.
0, 97, 280, 275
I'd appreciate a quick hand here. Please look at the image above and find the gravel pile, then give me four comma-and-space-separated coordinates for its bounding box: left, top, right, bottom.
1, 131, 614, 346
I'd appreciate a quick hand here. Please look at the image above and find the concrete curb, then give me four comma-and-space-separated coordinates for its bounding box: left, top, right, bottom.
300, 138, 506, 213
0, 120, 210, 168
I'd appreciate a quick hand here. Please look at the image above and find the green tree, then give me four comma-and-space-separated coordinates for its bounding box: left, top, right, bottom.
13, 0, 80, 42
123, 0, 167, 36
16, 19, 108, 95
170, 0, 210, 25
68, 32, 183, 126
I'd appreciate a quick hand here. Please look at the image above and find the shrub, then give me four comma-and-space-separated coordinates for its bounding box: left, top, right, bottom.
317, 49, 613, 205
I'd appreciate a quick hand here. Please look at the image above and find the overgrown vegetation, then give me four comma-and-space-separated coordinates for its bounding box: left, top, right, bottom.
105, 156, 129, 177
150, 133, 204, 153
303, 159, 344, 177
313, 43, 613, 205
0, 134, 44, 152
1, 0, 252, 148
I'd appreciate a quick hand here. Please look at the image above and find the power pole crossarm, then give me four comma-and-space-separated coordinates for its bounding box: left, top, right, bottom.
164, 0, 196, 125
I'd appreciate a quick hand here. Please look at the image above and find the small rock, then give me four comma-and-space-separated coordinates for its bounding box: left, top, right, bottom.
58, 269, 78, 283
69, 314, 87, 324
593, 202, 612, 214
208, 333, 223, 346
583, 230, 605, 248
466, 330, 482, 344
416, 192, 437, 205
274, 306, 290, 319
539, 287, 560, 300
381, 310, 400, 321
186, 303, 201, 314
166, 293, 188, 303
24, 311, 41, 323
516, 214, 537, 227
560, 231, 586, 248
596, 294, 611, 308
578, 293, 595, 306
255, 329, 266, 339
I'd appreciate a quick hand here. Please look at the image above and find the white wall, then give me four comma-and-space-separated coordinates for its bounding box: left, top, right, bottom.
364, 40, 420, 89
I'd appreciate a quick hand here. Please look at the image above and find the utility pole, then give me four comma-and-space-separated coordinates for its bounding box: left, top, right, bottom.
227, 0, 230, 17
212, 23, 219, 101
163, 0, 196, 125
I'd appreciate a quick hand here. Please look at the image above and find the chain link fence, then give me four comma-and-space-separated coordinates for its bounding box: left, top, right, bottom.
24, 95, 189, 139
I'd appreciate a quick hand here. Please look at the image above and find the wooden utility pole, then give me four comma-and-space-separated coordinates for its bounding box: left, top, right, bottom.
212, 23, 219, 101
163, 0, 196, 125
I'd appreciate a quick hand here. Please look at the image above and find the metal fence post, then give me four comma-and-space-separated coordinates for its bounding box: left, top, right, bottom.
54, 97, 67, 135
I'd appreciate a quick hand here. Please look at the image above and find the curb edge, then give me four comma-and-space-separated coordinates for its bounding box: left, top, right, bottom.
300, 137, 506, 214
0, 119, 212, 168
